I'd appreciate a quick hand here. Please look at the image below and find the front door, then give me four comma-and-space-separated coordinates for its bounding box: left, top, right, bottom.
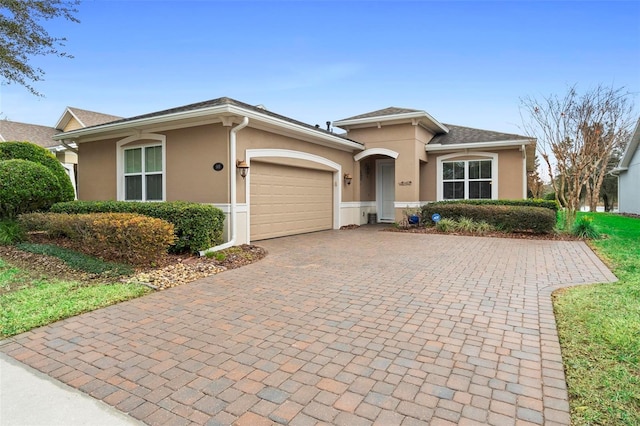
377, 160, 395, 222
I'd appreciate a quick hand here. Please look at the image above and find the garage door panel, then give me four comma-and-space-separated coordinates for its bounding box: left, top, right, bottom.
250, 162, 333, 240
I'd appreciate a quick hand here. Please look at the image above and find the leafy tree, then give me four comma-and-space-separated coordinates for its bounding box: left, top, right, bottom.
520, 85, 634, 229
0, 0, 79, 96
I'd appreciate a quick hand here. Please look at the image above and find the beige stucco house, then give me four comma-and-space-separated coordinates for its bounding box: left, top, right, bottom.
52, 97, 535, 247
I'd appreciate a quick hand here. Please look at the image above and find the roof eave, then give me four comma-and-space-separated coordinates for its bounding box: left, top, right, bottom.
334, 111, 449, 134
618, 118, 640, 169
425, 139, 533, 152
54, 103, 364, 152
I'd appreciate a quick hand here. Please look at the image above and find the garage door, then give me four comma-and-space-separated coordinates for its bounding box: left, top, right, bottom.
250, 162, 333, 240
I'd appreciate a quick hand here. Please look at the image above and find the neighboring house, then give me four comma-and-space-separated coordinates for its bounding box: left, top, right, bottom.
0, 107, 122, 197
612, 118, 640, 215
52, 97, 535, 247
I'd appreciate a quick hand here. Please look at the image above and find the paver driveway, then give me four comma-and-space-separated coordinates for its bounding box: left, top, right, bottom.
1, 228, 616, 425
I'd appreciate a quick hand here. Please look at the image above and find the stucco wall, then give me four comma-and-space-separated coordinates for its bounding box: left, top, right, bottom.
77, 138, 118, 200
163, 125, 229, 203
77, 122, 360, 205
419, 148, 525, 202
236, 127, 357, 203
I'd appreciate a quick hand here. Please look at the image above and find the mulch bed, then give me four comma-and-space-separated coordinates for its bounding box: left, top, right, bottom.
339, 223, 584, 241
0, 243, 267, 292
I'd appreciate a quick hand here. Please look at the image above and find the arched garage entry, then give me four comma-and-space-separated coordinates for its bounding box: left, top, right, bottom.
245, 149, 342, 241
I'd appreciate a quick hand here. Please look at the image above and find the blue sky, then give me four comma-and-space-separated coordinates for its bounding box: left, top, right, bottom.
1, 0, 638, 135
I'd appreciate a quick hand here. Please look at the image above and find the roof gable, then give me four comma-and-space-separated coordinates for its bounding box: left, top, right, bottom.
334, 106, 448, 134
338, 107, 423, 121
55, 107, 122, 131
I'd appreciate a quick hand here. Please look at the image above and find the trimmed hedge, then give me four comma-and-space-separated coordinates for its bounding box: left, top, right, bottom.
420, 202, 556, 233
0, 159, 62, 218
19, 212, 175, 265
0, 141, 75, 202
422, 198, 560, 212
50, 200, 225, 253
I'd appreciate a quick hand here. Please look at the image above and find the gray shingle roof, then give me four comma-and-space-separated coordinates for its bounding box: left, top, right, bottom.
66, 107, 122, 128
430, 124, 532, 144
79, 97, 362, 145
338, 107, 423, 121
0, 120, 60, 148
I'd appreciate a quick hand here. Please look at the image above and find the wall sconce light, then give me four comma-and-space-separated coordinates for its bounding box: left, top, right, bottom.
237, 160, 249, 178
344, 173, 353, 185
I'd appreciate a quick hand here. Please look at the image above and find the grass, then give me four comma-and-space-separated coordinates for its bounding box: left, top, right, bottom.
553, 212, 640, 425
16, 243, 134, 276
0, 248, 149, 339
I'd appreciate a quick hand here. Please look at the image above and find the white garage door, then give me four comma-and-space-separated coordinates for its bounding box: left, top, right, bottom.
250, 162, 333, 240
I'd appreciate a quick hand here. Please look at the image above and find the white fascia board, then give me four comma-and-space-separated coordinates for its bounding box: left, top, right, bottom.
53, 104, 235, 140
334, 111, 449, 133
230, 106, 364, 152
609, 167, 627, 176
54, 104, 363, 152
425, 139, 532, 152
53, 108, 71, 131
54, 107, 86, 131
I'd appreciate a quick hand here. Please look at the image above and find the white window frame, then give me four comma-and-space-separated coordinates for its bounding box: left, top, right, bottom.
436, 152, 498, 201
116, 133, 166, 201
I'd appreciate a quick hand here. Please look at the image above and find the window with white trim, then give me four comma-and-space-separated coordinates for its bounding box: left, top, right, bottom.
442, 160, 492, 200
123, 145, 163, 201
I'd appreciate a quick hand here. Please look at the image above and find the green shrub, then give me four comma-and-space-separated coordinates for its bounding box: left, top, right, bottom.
436, 218, 456, 232
475, 221, 494, 235
0, 141, 75, 202
434, 217, 496, 235
423, 198, 560, 212
457, 217, 476, 232
50, 201, 225, 253
571, 216, 601, 239
421, 202, 556, 233
19, 212, 176, 265
0, 220, 25, 245
0, 159, 62, 219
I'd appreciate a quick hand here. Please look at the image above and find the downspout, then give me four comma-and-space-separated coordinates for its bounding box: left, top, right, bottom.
200, 116, 249, 255
61, 139, 78, 154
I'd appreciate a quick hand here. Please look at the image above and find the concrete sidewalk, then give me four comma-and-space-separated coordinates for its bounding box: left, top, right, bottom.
0, 353, 141, 426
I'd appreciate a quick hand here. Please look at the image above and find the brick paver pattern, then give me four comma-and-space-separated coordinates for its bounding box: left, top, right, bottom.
0, 228, 617, 425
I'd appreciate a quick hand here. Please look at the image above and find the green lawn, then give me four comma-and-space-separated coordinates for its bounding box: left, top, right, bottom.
0, 256, 149, 338
554, 213, 640, 425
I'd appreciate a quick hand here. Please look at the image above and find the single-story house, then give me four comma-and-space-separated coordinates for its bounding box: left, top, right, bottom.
0, 107, 121, 197
612, 117, 640, 215
52, 97, 535, 247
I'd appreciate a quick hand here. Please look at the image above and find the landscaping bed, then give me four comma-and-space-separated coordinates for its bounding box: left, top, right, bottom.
383, 224, 583, 240
0, 243, 267, 292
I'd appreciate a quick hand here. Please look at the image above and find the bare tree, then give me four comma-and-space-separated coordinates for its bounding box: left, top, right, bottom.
0, 0, 79, 96
585, 127, 631, 211
527, 153, 545, 199
521, 85, 634, 228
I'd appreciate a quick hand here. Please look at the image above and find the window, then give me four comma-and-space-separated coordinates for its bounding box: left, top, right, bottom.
123, 145, 163, 201
442, 159, 493, 200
